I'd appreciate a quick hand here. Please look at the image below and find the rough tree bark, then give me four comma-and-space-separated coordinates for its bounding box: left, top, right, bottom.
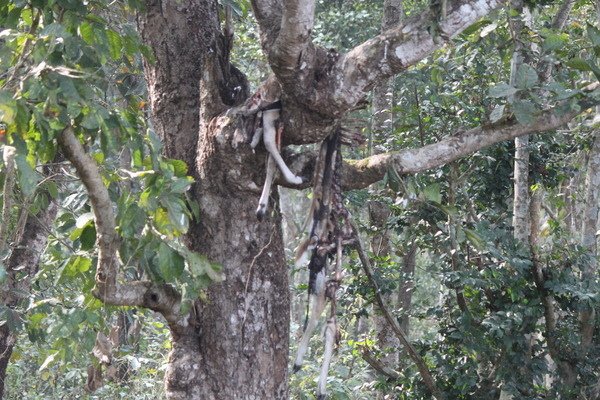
136, 2, 289, 398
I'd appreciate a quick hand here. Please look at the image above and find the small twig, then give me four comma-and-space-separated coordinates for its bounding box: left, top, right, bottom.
359, 344, 400, 380
541, 203, 558, 222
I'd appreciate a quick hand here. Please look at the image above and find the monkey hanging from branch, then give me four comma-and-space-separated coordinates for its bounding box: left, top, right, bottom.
228, 78, 305, 220
239, 80, 364, 397
292, 127, 358, 400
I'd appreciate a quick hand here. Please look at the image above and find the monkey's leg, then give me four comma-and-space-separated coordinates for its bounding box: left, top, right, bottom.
262, 109, 303, 185
256, 154, 276, 220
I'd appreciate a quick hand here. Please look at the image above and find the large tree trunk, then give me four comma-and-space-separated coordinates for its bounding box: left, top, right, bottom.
165, 192, 289, 399
138, 2, 289, 398
165, 118, 290, 399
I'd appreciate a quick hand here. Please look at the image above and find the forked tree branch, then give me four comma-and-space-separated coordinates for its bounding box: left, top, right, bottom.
57, 127, 183, 326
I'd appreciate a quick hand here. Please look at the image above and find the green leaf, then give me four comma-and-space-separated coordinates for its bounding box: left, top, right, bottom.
587, 23, 600, 47
79, 224, 96, 251
589, 60, 600, 82
79, 21, 94, 44
461, 19, 491, 37
56, 256, 92, 284
119, 202, 146, 238
153, 207, 171, 234
566, 57, 592, 72
106, 29, 123, 60
40, 23, 68, 39
489, 83, 518, 98
0, 91, 17, 124
422, 183, 441, 204
464, 228, 485, 250
169, 159, 188, 177
186, 251, 225, 283
156, 242, 185, 281
512, 100, 537, 125
542, 33, 566, 52
489, 104, 505, 123
431, 68, 444, 86
45, 180, 59, 199
81, 110, 100, 130
14, 153, 40, 197
515, 64, 538, 90
164, 198, 189, 233
170, 177, 193, 194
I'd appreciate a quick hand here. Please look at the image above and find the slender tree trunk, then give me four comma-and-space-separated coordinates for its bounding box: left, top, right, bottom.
510, 4, 530, 243
580, 129, 600, 358
507, 2, 536, 396
0, 201, 57, 398
579, 3, 600, 363
369, 201, 400, 367
370, 0, 404, 370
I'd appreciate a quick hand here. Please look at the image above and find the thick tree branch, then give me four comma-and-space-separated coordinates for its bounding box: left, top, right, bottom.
339, 97, 599, 189
57, 128, 182, 326
250, 0, 283, 50
58, 128, 118, 286
271, 0, 315, 81
328, 0, 505, 112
